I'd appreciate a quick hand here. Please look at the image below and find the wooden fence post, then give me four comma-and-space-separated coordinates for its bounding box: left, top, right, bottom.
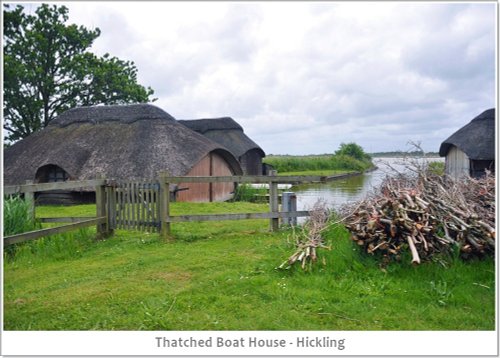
25, 180, 35, 223
95, 175, 108, 239
159, 171, 172, 241
268, 170, 279, 231
106, 184, 116, 235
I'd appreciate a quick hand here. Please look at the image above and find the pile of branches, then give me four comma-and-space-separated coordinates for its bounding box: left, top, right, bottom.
342, 170, 495, 266
279, 200, 331, 270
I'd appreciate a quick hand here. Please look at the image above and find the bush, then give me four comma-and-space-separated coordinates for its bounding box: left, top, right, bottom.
334, 142, 371, 161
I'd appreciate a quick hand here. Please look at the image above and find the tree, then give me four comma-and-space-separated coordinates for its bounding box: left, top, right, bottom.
3, 4, 156, 142
334, 142, 371, 161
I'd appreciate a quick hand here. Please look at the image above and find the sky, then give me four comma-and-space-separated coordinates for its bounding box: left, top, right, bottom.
18, 1, 498, 155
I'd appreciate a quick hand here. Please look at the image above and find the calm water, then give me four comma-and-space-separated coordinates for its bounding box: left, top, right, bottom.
291, 157, 444, 211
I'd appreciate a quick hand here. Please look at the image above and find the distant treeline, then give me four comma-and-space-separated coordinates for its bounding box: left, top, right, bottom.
370, 151, 440, 158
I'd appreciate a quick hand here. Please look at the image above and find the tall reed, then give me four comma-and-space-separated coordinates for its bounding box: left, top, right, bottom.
3, 195, 39, 236
231, 183, 267, 202
264, 154, 373, 173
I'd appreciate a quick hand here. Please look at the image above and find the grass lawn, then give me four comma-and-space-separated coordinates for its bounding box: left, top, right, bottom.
3, 203, 495, 330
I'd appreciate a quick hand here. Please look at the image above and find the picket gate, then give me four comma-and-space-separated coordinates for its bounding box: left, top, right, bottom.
107, 180, 161, 232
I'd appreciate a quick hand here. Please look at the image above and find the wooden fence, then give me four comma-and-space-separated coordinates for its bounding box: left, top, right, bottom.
3, 178, 108, 245
3, 172, 327, 244
157, 171, 326, 239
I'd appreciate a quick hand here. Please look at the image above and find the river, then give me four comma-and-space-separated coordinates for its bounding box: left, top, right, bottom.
291, 157, 444, 212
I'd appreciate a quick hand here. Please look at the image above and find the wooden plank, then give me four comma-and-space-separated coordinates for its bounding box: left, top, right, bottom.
24, 180, 35, 222
95, 176, 107, 239
159, 172, 171, 240
120, 182, 125, 229
136, 182, 140, 231
108, 186, 116, 231
145, 182, 150, 231
137, 181, 142, 231
4, 217, 106, 246
116, 183, 123, 229
139, 182, 144, 232
155, 182, 161, 233
126, 181, 131, 230
166, 211, 310, 223
131, 181, 136, 230
40, 217, 96, 223
4, 179, 106, 195
158, 173, 171, 240
140, 181, 146, 232
269, 171, 279, 232
145, 185, 151, 230
136, 182, 140, 230
160, 175, 327, 184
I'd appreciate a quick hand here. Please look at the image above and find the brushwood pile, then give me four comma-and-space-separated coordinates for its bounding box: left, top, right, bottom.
342, 168, 495, 267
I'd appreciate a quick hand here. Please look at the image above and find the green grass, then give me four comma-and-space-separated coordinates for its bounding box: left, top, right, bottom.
428, 161, 445, 176
3, 203, 495, 330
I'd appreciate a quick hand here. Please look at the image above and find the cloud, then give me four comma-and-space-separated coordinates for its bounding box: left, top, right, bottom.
44, 2, 498, 154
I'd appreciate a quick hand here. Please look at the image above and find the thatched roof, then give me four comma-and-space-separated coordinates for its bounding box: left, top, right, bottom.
4, 104, 242, 185
178, 117, 265, 159
439, 108, 495, 160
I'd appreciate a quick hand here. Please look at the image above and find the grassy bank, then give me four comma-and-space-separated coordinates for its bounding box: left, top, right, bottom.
264, 154, 374, 175
3, 203, 494, 330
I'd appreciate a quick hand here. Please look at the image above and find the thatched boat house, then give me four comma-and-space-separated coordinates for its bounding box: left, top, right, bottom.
4, 104, 243, 203
439, 108, 495, 178
178, 117, 265, 175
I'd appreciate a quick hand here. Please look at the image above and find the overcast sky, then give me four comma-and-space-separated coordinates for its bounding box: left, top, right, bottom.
22, 2, 497, 154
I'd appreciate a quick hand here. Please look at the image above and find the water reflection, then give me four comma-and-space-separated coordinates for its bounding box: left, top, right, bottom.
292, 157, 444, 211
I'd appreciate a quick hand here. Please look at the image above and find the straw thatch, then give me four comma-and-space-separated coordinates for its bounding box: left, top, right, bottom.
439, 108, 495, 160
4, 104, 243, 186
178, 117, 265, 175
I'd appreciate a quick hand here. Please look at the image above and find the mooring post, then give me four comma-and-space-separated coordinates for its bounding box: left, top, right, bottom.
282, 191, 297, 227
159, 171, 172, 241
24, 180, 35, 223
268, 170, 279, 232
95, 174, 108, 239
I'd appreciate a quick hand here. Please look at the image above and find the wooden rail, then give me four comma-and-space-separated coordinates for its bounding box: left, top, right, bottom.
4, 217, 106, 246
39, 217, 96, 223
166, 211, 310, 222
4, 179, 106, 195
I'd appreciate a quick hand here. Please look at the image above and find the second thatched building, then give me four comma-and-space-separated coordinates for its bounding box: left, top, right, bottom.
178, 117, 265, 175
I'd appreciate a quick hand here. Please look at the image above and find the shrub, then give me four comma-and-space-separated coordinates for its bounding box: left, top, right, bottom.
334, 142, 371, 161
